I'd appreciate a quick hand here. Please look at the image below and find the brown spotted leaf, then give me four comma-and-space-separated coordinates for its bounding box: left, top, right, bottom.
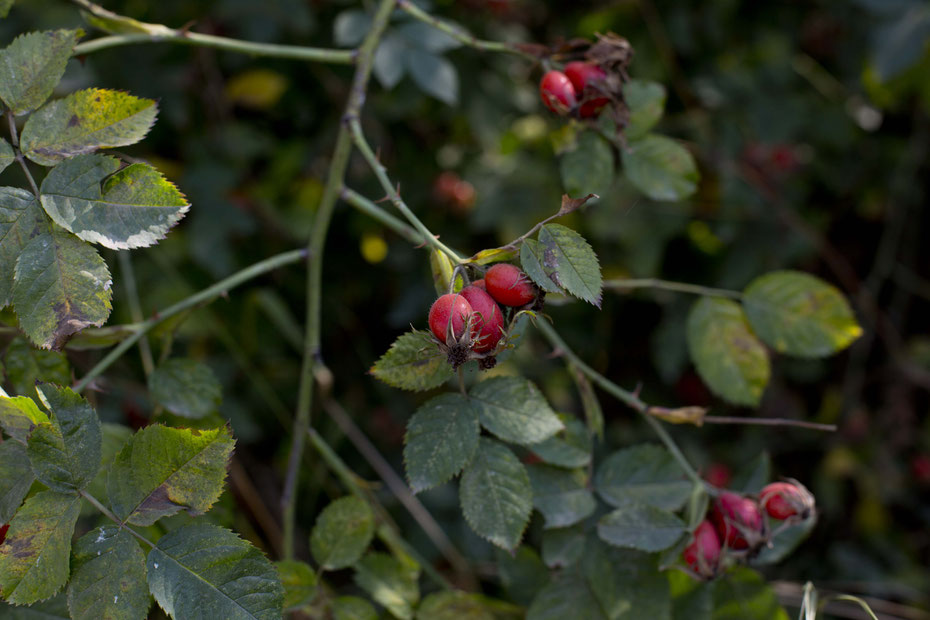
107, 424, 234, 526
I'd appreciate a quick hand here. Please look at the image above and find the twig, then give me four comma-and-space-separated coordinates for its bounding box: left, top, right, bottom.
604, 278, 742, 299
702, 416, 836, 432
118, 252, 155, 377
281, 0, 398, 561
73, 248, 307, 393
79, 490, 154, 548
5, 110, 40, 196
340, 186, 429, 247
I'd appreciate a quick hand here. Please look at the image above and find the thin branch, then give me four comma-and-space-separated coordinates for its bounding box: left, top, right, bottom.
604, 278, 743, 299
340, 186, 427, 246
281, 0, 398, 561
79, 490, 154, 548
70, 0, 355, 64
118, 252, 154, 377
73, 248, 307, 393
703, 416, 836, 432
396, 0, 538, 62
5, 110, 40, 196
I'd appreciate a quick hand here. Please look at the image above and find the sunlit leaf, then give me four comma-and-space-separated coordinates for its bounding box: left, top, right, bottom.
0, 393, 50, 444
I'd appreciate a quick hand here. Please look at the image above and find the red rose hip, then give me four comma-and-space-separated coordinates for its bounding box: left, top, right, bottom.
682, 520, 720, 578
564, 61, 609, 118
428, 293, 474, 344
711, 492, 764, 550
760, 481, 814, 520
459, 285, 505, 353
485, 264, 537, 307
539, 71, 576, 115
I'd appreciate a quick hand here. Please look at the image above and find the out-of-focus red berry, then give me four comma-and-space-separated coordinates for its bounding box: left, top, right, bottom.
564, 61, 609, 118
711, 492, 764, 550
682, 520, 721, 578
704, 463, 732, 489
539, 71, 576, 115
760, 481, 814, 520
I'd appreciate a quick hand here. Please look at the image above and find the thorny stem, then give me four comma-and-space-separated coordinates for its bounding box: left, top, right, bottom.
281, 0, 398, 561
79, 490, 154, 548
118, 252, 155, 377
73, 248, 307, 393
70, 0, 355, 64
348, 119, 465, 264
603, 278, 743, 299
5, 110, 40, 196
470, 207, 576, 261
396, 0, 538, 62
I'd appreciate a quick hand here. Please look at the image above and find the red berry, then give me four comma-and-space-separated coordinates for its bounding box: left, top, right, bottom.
564, 61, 609, 118
760, 481, 814, 520
460, 285, 505, 353
711, 492, 764, 550
682, 520, 720, 578
539, 71, 576, 115
485, 264, 537, 307
704, 462, 732, 489
0, 523, 8, 546
471, 278, 486, 290
428, 294, 474, 344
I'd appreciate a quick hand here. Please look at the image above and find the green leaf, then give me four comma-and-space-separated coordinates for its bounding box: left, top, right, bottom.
67, 526, 149, 620
541, 525, 586, 569
468, 376, 563, 445
742, 271, 862, 358
0, 138, 14, 173
0, 0, 12, 19
27, 384, 101, 492
595, 444, 692, 511
275, 560, 317, 611
354, 552, 420, 620
622, 134, 699, 202
370, 330, 454, 392
406, 53, 458, 106
597, 501, 686, 552
20, 88, 157, 166
582, 543, 671, 620
494, 547, 548, 606
0, 441, 34, 522
0, 490, 81, 605
107, 424, 234, 525
3, 337, 71, 400
39, 155, 189, 250
147, 523, 284, 620
527, 464, 596, 529
0, 30, 82, 116
0, 187, 47, 308
333, 10, 372, 47
0, 593, 70, 618
521, 224, 602, 307
333, 596, 378, 620
624, 80, 666, 140
527, 571, 607, 620
529, 414, 592, 469
416, 591, 492, 620
374, 33, 408, 89
148, 358, 222, 419
712, 567, 789, 620
669, 570, 713, 620
560, 131, 614, 199
0, 394, 50, 444
404, 392, 479, 493
459, 438, 532, 550
309, 496, 375, 571
686, 297, 770, 406
12, 225, 112, 351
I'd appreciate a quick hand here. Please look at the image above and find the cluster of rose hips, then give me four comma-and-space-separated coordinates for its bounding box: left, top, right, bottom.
427, 263, 540, 370
682, 480, 816, 580
539, 62, 610, 119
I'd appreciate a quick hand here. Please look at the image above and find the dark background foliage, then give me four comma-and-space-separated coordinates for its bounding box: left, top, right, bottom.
2, 0, 929, 614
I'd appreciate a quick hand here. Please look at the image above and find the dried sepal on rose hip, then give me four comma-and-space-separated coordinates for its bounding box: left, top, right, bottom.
711, 491, 765, 551
759, 480, 815, 521
682, 519, 721, 580
485, 263, 538, 307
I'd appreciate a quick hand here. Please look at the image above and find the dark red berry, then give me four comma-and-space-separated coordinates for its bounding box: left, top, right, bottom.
760, 481, 814, 520
682, 520, 720, 578
564, 61, 609, 118
459, 285, 505, 353
704, 462, 732, 489
428, 294, 474, 344
0, 523, 8, 546
485, 264, 536, 307
539, 71, 576, 115
711, 492, 764, 550
471, 278, 486, 290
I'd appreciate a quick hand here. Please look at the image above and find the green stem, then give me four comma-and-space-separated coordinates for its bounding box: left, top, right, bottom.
79, 490, 154, 548
603, 278, 742, 299
396, 0, 538, 62
306, 428, 453, 591
341, 187, 425, 245
5, 110, 40, 196
348, 120, 465, 264
535, 319, 705, 487
118, 252, 155, 377
73, 248, 307, 393
280, 0, 398, 561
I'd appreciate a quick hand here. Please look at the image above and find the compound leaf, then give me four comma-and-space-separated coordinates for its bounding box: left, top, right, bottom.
107, 424, 234, 526
404, 392, 479, 493
147, 523, 284, 620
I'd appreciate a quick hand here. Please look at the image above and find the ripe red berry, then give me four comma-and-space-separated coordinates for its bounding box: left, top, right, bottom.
760, 481, 814, 520
539, 71, 576, 115
564, 61, 609, 118
682, 520, 720, 578
711, 492, 764, 550
485, 264, 537, 307
459, 285, 505, 353
428, 293, 474, 344
471, 278, 486, 290
704, 462, 732, 489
